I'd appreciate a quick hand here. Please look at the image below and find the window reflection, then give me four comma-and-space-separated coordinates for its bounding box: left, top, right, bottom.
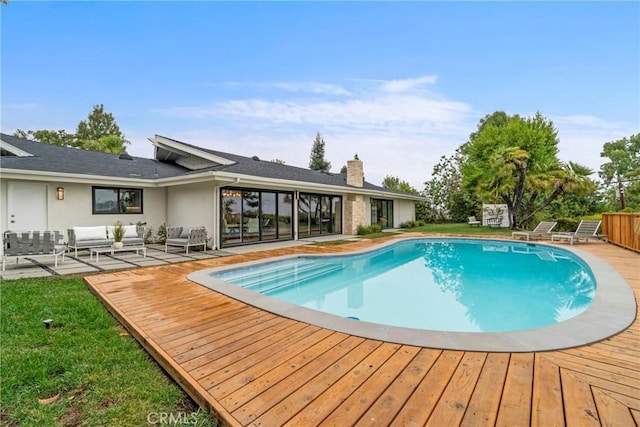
298, 193, 342, 237
221, 188, 294, 247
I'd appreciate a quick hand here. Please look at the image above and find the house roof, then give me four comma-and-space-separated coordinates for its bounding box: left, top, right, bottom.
152, 135, 408, 194
0, 133, 422, 200
1, 133, 188, 180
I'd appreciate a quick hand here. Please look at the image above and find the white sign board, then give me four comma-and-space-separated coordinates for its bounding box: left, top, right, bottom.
482, 204, 509, 227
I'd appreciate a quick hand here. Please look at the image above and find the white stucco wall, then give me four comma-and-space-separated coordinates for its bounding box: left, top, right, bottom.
393, 199, 416, 226
0, 178, 168, 241
166, 182, 217, 242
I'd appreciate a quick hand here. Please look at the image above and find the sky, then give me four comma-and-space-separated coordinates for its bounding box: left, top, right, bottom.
1, 1, 639, 190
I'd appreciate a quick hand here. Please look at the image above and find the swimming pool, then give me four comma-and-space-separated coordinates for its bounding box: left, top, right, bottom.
189, 238, 636, 351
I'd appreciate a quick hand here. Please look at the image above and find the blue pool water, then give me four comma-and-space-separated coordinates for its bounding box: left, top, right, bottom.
212, 239, 596, 333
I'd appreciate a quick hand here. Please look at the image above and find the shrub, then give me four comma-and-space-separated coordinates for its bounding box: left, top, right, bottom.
400, 220, 427, 229
144, 227, 154, 244
356, 224, 383, 235
555, 217, 580, 232
156, 223, 167, 243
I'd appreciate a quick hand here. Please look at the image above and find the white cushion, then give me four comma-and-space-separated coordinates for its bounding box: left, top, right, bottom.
123, 225, 138, 238
106, 226, 115, 239
74, 226, 107, 241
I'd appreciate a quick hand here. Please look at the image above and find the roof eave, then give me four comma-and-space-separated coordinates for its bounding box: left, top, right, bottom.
151, 135, 236, 166
0, 169, 159, 187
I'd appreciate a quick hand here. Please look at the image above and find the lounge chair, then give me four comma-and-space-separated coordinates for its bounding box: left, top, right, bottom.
512, 221, 557, 241
467, 216, 481, 227
551, 220, 603, 245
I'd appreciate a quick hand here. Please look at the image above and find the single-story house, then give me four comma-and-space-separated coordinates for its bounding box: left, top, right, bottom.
0, 133, 423, 250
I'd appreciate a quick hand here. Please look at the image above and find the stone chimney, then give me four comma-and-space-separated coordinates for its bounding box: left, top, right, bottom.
346, 159, 364, 188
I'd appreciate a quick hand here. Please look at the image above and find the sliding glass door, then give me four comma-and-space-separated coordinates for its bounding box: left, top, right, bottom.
298, 193, 342, 237
221, 188, 293, 247
371, 199, 394, 229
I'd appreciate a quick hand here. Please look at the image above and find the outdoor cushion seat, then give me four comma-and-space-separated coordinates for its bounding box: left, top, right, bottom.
3, 231, 65, 271
67, 225, 145, 256
165, 226, 207, 254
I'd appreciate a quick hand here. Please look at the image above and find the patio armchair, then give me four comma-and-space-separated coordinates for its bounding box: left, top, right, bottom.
512, 221, 557, 241
551, 220, 603, 245
3, 231, 65, 271
165, 226, 207, 254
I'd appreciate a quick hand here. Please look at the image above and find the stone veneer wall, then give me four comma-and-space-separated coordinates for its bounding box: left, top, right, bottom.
343, 194, 367, 235
343, 158, 367, 235
346, 159, 364, 188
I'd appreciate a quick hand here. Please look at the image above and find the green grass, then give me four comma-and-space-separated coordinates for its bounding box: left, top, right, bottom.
357, 231, 403, 239
311, 239, 356, 246
0, 277, 217, 427
401, 222, 514, 236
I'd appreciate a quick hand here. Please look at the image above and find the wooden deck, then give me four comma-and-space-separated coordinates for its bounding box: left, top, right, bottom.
85, 236, 640, 427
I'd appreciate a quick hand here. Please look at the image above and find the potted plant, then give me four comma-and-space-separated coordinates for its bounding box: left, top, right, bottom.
113, 221, 125, 249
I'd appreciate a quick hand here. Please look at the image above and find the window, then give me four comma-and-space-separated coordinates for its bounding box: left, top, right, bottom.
298, 193, 342, 236
221, 187, 293, 246
92, 187, 143, 214
371, 199, 393, 229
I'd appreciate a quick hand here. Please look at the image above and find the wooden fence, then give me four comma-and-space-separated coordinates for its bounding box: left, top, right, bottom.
601, 212, 640, 252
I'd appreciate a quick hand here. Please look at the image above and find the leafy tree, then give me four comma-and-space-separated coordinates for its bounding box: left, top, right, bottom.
461, 111, 596, 228
83, 135, 129, 155
271, 159, 286, 164
598, 133, 640, 210
423, 150, 475, 222
308, 132, 331, 172
13, 129, 75, 147
381, 175, 419, 195
13, 104, 129, 154
382, 175, 426, 221
75, 104, 128, 154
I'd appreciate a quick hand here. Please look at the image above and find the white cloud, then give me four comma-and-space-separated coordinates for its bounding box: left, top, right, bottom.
555, 115, 637, 175
379, 75, 438, 93
148, 77, 478, 189
146, 78, 639, 189
224, 81, 350, 96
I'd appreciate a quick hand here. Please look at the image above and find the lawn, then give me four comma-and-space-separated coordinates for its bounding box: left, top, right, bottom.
401, 222, 515, 236
0, 276, 217, 426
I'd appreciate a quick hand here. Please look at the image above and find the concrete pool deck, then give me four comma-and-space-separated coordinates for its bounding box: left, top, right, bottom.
189, 237, 636, 352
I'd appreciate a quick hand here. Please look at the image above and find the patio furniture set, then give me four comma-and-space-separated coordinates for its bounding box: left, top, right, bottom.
3, 220, 604, 271
2, 224, 208, 271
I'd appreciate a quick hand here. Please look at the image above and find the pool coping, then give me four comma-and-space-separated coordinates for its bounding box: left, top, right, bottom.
188, 237, 637, 352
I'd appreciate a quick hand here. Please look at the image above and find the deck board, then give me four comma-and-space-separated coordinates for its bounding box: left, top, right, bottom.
85, 237, 640, 426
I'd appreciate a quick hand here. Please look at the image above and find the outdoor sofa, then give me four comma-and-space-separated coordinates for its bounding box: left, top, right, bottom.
67, 225, 145, 256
